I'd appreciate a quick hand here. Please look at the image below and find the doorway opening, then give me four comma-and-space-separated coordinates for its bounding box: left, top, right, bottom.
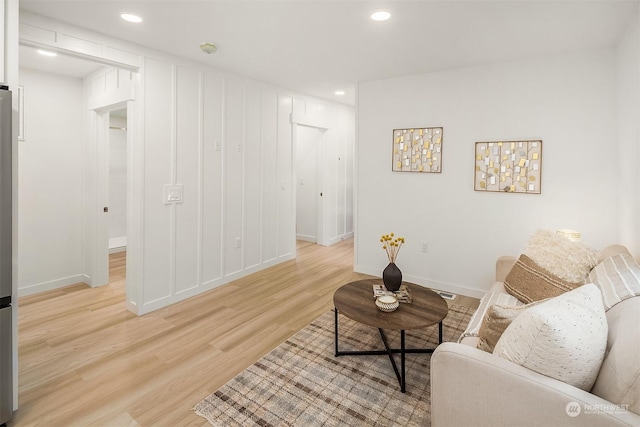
295, 125, 326, 246
17, 42, 139, 299
108, 108, 128, 254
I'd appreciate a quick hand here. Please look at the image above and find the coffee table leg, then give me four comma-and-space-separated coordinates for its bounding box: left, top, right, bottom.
334, 308, 339, 356
401, 330, 406, 393
439, 320, 443, 344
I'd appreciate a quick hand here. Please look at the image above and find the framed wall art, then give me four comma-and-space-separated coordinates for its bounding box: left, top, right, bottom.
392, 127, 443, 173
474, 140, 542, 194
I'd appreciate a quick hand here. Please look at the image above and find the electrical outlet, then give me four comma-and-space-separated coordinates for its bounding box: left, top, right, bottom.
235, 237, 242, 249
421, 242, 428, 253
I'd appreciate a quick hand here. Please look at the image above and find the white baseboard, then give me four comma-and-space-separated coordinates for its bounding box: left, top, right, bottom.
135, 253, 297, 315
18, 274, 88, 297
296, 234, 317, 243
109, 236, 127, 253
322, 231, 355, 247
354, 264, 486, 299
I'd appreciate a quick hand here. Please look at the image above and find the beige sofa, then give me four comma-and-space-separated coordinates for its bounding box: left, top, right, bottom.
431, 245, 640, 426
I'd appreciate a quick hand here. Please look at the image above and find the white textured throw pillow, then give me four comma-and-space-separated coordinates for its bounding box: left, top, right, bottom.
524, 229, 598, 283
493, 284, 607, 391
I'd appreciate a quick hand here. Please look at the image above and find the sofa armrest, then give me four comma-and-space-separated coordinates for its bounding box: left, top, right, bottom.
597, 245, 631, 263
431, 342, 640, 427
495, 256, 516, 282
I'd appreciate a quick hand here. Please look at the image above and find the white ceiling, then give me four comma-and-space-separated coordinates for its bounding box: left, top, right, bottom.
19, 0, 639, 105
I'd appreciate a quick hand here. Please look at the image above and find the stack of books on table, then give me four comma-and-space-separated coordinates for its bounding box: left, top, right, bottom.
372, 284, 413, 303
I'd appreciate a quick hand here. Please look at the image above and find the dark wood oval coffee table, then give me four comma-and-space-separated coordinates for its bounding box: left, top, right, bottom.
333, 278, 449, 393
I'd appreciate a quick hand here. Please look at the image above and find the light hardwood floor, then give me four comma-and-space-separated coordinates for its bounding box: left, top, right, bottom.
11, 239, 478, 427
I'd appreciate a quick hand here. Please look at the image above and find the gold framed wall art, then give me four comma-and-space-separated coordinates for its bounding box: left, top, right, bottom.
474, 140, 542, 194
392, 127, 443, 173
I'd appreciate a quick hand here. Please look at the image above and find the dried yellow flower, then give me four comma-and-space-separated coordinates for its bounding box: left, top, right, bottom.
380, 232, 405, 263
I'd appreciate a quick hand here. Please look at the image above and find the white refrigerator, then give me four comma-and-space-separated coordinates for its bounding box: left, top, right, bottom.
0, 86, 13, 425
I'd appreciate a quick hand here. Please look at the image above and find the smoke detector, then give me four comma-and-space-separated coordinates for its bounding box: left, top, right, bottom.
200, 42, 218, 54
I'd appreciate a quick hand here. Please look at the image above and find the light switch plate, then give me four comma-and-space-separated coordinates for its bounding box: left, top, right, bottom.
164, 184, 184, 204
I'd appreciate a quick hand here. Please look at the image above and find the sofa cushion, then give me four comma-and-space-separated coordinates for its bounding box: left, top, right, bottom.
504, 254, 582, 303
588, 253, 640, 311
524, 229, 598, 283
494, 284, 607, 391
477, 300, 544, 353
591, 296, 640, 415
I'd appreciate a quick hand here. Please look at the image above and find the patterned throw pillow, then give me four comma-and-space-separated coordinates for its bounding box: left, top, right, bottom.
588, 253, 640, 310
504, 254, 583, 303
476, 300, 544, 353
524, 229, 598, 283
458, 291, 522, 342
493, 284, 607, 391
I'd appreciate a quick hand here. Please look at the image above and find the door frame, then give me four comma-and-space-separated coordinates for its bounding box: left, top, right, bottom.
92, 102, 130, 287
293, 123, 327, 246
85, 70, 141, 314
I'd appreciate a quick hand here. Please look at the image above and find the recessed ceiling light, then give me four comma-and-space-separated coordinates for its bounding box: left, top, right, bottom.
335, 90, 346, 96
370, 10, 391, 21
121, 13, 143, 23
37, 49, 57, 57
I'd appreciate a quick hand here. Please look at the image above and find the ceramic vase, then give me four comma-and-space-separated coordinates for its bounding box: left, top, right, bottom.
382, 262, 402, 292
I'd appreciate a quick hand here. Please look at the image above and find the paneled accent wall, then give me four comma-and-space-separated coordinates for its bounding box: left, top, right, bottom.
137, 60, 296, 313
17, 13, 353, 315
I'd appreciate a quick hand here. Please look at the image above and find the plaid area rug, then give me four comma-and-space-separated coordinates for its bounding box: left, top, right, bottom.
194, 305, 473, 426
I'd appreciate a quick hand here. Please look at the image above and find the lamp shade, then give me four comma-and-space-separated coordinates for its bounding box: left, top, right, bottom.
556, 229, 581, 242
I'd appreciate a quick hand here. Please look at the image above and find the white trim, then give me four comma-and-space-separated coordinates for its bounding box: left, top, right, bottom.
135, 253, 295, 315
17, 85, 23, 140
196, 71, 204, 292
18, 274, 88, 297
354, 264, 486, 299
94, 110, 110, 287
109, 235, 127, 249
296, 234, 317, 243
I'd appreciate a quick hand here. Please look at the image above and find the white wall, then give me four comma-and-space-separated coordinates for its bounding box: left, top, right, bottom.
17, 68, 84, 295
108, 114, 126, 248
616, 11, 640, 255
356, 49, 619, 298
